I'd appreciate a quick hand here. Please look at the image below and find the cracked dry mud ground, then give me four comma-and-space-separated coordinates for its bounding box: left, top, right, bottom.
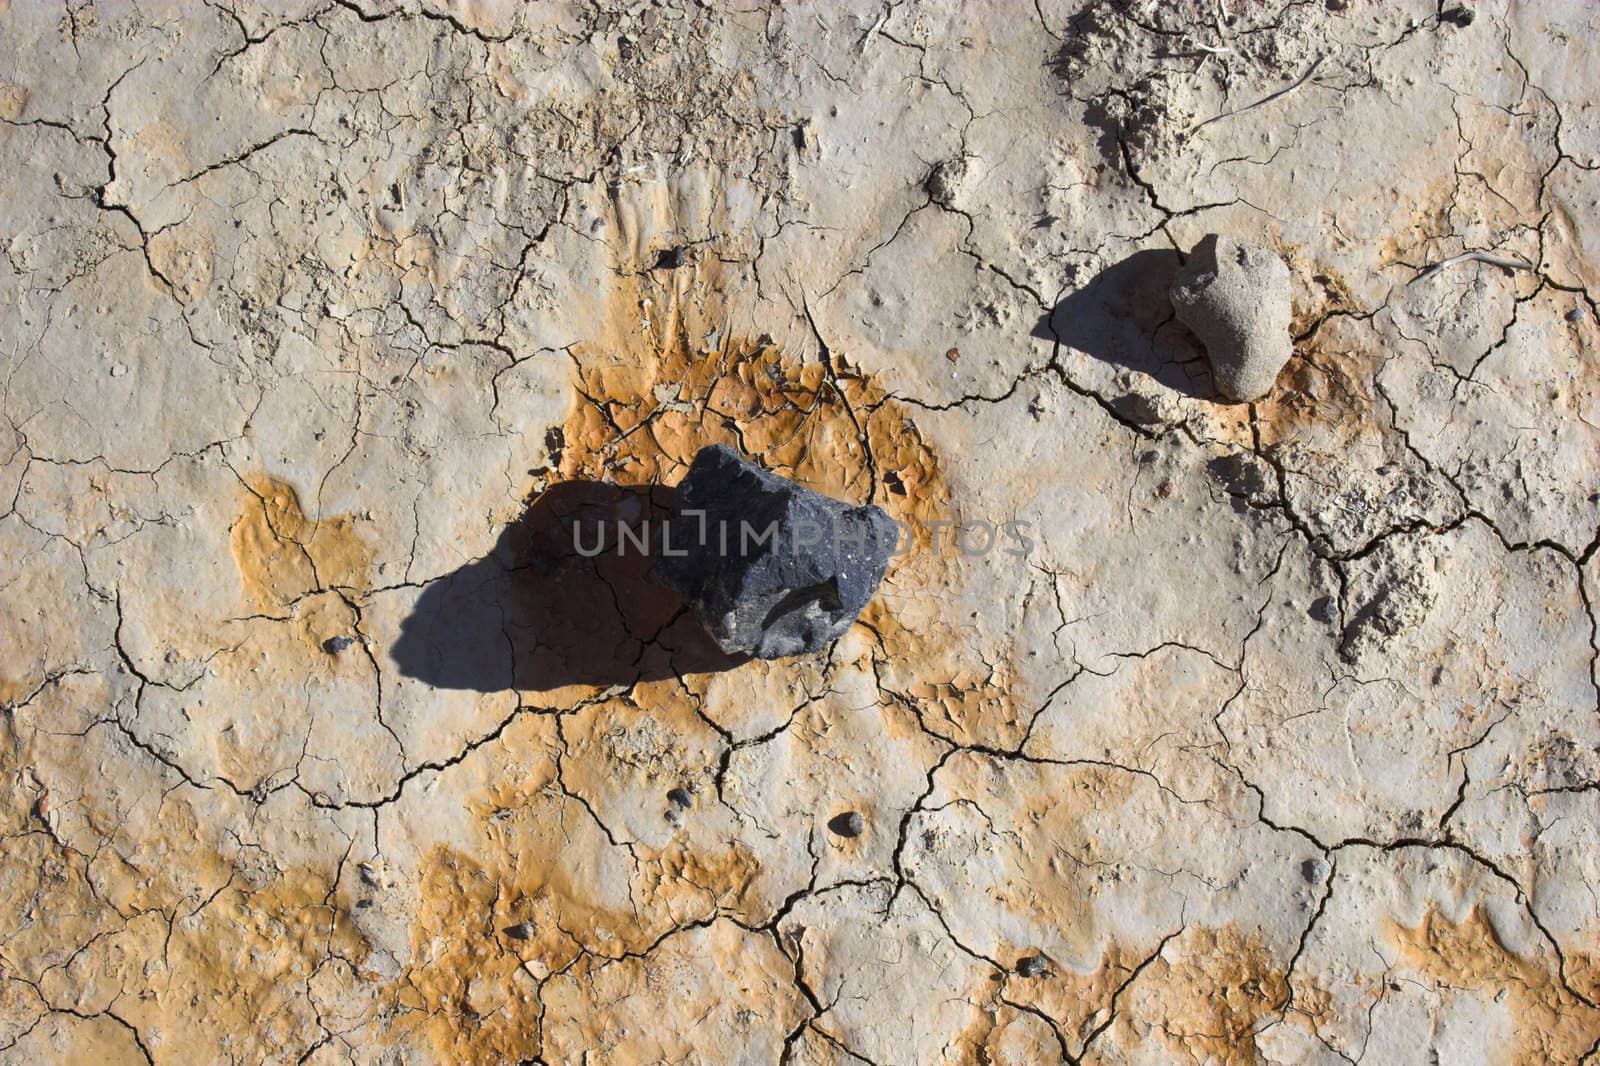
1, 0, 1598, 1062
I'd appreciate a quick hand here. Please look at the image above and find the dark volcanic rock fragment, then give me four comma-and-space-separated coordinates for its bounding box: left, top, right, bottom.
1015, 955, 1048, 978
827, 811, 866, 838
655, 445, 898, 659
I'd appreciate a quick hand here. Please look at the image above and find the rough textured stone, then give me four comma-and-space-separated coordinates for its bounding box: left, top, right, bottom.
655, 444, 898, 660
1015, 954, 1048, 978
1170, 233, 1294, 401
828, 811, 866, 838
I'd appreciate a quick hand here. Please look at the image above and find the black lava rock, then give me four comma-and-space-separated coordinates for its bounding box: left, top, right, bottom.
655, 445, 899, 659
667, 787, 693, 809
322, 635, 355, 654
1015, 955, 1048, 978
827, 811, 865, 838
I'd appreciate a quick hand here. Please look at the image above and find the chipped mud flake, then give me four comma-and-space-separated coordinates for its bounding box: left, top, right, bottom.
1338, 533, 1441, 661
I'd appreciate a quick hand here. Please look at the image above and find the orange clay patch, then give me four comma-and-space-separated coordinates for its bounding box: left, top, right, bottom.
949, 998, 1067, 1064
541, 266, 1013, 745
390, 845, 577, 1064
390, 265, 1023, 1062
230, 475, 373, 610
1059, 924, 1290, 1066
385, 708, 768, 1063
996, 939, 1145, 1054
1250, 312, 1385, 451
1143, 925, 1292, 1064
4, 822, 365, 1066
138, 866, 370, 1052
1228, 245, 1380, 452
0, 675, 27, 708
393, 787, 769, 1060
557, 322, 943, 526
1386, 906, 1600, 1064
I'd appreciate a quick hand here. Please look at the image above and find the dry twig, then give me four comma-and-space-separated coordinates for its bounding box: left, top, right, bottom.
1188, 54, 1324, 134
1408, 250, 1535, 285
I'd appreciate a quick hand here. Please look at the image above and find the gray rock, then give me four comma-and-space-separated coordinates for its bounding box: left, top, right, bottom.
827, 811, 865, 838
1015, 955, 1048, 978
655, 445, 898, 660
1169, 234, 1293, 402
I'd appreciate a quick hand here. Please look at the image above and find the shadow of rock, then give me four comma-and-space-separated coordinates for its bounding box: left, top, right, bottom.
1033, 248, 1216, 401
389, 480, 747, 693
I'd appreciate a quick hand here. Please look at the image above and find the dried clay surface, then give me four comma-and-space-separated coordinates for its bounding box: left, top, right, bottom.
0, 1, 1597, 1064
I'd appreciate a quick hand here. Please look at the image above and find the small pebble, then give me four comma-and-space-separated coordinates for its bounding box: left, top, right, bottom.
827, 811, 865, 838
667, 787, 693, 809
502, 922, 534, 941
1308, 596, 1336, 623
322, 635, 355, 654
1016, 955, 1048, 978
